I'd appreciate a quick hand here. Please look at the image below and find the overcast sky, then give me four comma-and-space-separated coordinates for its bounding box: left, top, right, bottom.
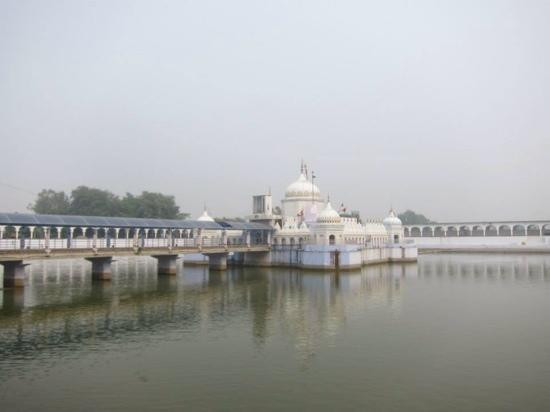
1, 0, 548, 221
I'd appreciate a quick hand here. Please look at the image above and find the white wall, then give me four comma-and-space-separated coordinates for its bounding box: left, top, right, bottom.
410, 236, 550, 249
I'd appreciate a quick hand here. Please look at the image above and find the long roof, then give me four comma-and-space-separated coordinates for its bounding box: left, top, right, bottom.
0, 213, 272, 231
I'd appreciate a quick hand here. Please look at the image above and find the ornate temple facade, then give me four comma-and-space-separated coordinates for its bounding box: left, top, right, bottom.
243, 163, 418, 269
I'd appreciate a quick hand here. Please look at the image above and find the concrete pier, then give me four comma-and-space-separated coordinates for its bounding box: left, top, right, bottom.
154, 255, 179, 275
1, 260, 28, 288
208, 253, 228, 270
86, 257, 113, 281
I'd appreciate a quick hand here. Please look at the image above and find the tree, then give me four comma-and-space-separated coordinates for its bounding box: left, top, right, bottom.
120, 191, 187, 219
398, 210, 434, 225
29, 186, 189, 219
69, 186, 121, 216
29, 189, 70, 214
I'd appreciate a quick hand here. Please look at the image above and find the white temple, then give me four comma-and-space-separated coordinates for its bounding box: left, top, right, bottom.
245, 163, 418, 269
187, 163, 417, 270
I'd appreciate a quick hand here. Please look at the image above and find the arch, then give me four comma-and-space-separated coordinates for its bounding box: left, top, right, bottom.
281, 238, 287, 246
329, 234, 336, 245
290, 238, 295, 246
472, 225, 484, 236
410, 227, 421, 237
97, 228, 106, 238
422, 227, 433, 237
273, 238, 278, 245
298, 237, 303, 248
19, 226, 31, 239
19, 227, 31, 238
446, 226, 458, 237
107, 228, 117, 238
117, 228, 127, 238
459, 226, 471, 237
84, 228, 94, 238
543, 224, 550, 236
527, 224, 541, 236
404, 227, 410, 237
512, 225, 526, 236
147, 229, 156, 238
2, 226, 16, 239
498, 225, 512, 236
485, 225, 497, 236
434, 226, 445, 237
33, 227, 45, 238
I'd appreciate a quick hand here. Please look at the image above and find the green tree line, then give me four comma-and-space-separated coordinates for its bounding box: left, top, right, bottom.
29, 186, 189, 219
397, 210, 434, 225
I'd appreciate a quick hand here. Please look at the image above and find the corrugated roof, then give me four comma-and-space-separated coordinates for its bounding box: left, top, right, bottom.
0, 213, 272, 231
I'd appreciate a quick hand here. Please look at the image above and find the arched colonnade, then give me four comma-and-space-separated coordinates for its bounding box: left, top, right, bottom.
405, 223, 550, 238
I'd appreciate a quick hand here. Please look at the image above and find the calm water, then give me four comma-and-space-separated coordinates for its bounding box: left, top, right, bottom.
1, 254, 550, 411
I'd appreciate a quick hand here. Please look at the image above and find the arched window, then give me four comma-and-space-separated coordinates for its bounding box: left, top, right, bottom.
329, 234, 335, 245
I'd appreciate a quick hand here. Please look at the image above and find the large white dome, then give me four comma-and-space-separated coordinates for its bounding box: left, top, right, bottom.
383, 209, 402, 226
317, 201, 342, 224
285, 173, 321, 199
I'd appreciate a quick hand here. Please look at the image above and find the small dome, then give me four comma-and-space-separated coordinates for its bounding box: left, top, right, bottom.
317, 201, 342, 224
197, 209, 215, 222
383, 209, 402, 226
285, 173, 321, 199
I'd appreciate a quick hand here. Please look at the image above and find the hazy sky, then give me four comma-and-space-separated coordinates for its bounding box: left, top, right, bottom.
1, 0, 549, 221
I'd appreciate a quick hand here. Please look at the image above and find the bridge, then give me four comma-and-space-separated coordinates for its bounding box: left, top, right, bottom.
403, 220, 550, 252
403, 220, 550, 237
0, 213, 273, 288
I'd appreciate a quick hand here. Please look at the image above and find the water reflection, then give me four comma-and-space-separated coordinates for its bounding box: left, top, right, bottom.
418, 253, 550, 280
1, 254, 549, 367
0, 258, 414, 364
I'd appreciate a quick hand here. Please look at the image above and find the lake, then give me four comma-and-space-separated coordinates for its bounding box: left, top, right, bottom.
1, 253, 549, 411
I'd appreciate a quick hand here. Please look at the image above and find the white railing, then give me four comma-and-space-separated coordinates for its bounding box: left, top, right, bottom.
0, 236, 267, 251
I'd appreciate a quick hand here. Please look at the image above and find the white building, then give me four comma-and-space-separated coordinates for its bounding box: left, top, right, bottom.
247, 164, 417, 269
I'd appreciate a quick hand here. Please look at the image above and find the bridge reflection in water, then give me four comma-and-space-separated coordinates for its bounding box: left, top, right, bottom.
2, 254, 550, 411
0, 254, 548, 363
0, 258, 412, 361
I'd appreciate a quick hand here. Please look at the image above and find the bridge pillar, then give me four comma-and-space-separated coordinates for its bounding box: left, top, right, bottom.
1, 260, 28, 288
153, 254, 179, 275
208, 253, 228, 270
85, 256, 113, 281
